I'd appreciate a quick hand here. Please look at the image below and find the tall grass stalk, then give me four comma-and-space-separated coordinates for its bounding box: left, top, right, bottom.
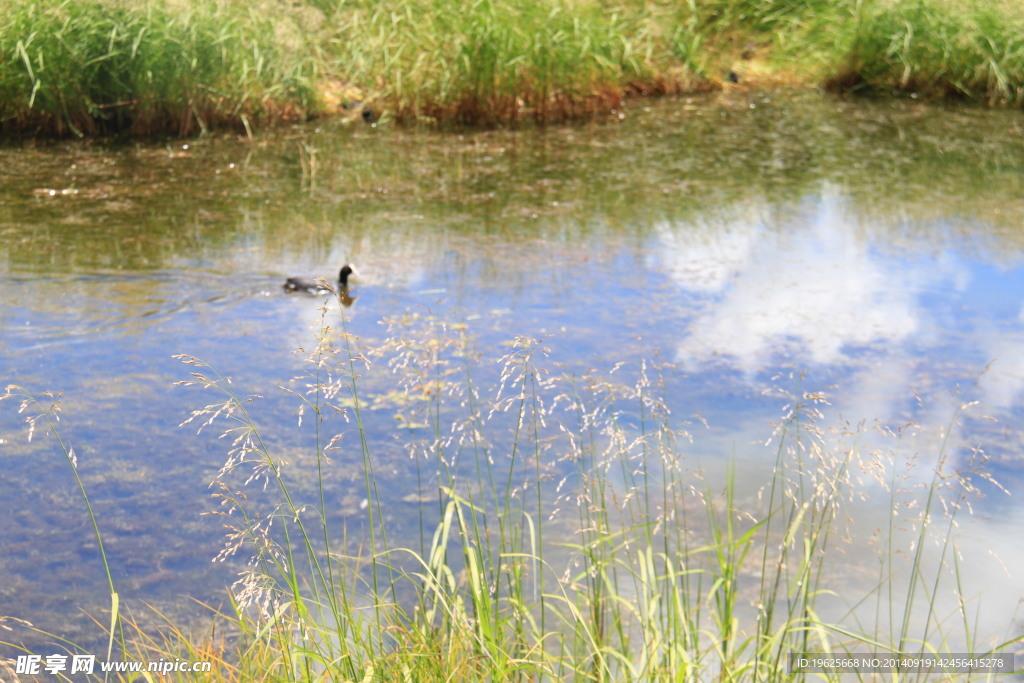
163, 301, 1021, 680
4, 300, 1022, 680
1, 386, 126, 669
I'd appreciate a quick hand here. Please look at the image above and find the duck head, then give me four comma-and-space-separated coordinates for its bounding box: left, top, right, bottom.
339, 264, 357, 287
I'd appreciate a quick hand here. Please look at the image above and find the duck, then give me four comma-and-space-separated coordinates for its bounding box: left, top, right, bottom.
284, 264, 357, 295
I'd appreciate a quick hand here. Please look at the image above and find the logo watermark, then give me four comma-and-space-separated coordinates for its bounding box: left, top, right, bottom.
16, 654, 212, 676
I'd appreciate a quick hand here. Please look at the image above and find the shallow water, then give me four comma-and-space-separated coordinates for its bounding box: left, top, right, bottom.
2, 91, 1023, 660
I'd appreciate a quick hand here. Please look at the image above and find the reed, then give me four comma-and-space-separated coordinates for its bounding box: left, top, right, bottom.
826, 0, 1024, 105
3, 300, 1021, 680
5, 0, 1024, 135
0, 0, 320, 136
0, 0, 712, 134
321, 0, 708, 124
147, 299, 1024, 679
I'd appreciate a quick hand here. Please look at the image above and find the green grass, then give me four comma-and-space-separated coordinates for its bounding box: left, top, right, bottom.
3, 0, 1024, 134
319, 0, 709, 124
825, 0, 1024, 105
3, 299, 1021, 681
0, 0, 320, 136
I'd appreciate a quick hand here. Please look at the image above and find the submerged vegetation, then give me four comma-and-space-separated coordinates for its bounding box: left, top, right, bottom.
2, 0, 1024, 134
3, 301, 1020, 681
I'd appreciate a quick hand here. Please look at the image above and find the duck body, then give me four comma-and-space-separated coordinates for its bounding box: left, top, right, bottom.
284, 265, 356, 295
283, 276, 329, 294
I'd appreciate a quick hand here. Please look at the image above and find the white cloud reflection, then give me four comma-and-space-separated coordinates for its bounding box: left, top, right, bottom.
976, 331, 1024, 411
653, 186, 1024, 475
657, 191, 962, 377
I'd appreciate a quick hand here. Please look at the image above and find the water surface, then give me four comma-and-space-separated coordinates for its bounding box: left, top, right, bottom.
2, 91, 1023, 657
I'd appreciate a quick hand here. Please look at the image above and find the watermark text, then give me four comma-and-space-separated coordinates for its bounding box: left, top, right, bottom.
16, 654, 212, 676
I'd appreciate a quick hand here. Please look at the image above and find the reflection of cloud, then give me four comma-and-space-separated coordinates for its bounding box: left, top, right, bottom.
652, 205, 765, 293
976, 332, 1024, 410
658, 193, 959, 376
655, 189, 1024, 475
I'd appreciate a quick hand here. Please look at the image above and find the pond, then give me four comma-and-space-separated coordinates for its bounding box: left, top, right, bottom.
2, 90, 1023, 661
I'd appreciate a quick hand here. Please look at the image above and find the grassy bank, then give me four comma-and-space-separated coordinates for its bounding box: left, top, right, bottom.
2, 0, 1024, 135
3, 303, 1020, 681
318, 0, 710, 125
825, 1, 1024, 105
0, 0, 319, 136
